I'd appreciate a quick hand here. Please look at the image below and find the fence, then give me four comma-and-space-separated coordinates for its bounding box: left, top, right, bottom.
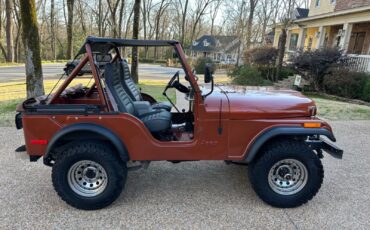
343, 54, 370, 73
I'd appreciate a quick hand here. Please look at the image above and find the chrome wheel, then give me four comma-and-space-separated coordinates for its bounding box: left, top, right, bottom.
67, 160, 108, 197
268, 159, 308, 195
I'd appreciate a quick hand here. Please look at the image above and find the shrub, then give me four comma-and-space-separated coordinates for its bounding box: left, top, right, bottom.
362, 77, 370, 102
323, 69, 369, 99
245, 47, 278, 81
279, 67, 296, 79
194, 57, 216, 74
229, 64, 272, 86
292, 47, 345, 91
245, 46, 278, 66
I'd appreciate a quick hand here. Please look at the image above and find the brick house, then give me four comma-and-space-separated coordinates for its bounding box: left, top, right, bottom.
273, 0, 370, 72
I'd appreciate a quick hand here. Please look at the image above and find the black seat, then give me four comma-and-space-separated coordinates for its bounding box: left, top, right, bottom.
104, 62, 171, 133
119, 60, 172, 111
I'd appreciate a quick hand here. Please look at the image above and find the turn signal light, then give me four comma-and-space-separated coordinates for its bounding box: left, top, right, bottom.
303, 123, 321, 128
30, 140, 48, 145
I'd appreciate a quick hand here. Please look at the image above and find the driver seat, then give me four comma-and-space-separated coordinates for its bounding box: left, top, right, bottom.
105, 62, 172, 133
119, 60, 172, 111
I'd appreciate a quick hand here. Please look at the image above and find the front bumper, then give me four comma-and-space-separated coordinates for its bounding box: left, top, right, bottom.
307, 138, 343, 159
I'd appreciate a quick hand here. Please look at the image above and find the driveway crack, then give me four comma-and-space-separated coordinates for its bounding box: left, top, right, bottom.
283, 210, 299, 230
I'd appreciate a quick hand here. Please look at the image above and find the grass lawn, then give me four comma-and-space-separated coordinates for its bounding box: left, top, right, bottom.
305, 93, 370, 120
0, 79, 175, 127
0, 60, 68, 67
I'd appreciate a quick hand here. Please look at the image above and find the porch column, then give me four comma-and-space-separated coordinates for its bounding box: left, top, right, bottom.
286, 30, 292, 50
339, 23, 353, 53
316, 26, 326, 49
297, 28, 306, 50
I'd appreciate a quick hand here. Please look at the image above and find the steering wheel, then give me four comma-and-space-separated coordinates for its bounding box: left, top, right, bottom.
164, 71, 189, 94
166, 71, 180, 90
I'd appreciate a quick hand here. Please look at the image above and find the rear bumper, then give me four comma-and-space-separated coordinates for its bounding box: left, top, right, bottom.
307, 138, 343, 159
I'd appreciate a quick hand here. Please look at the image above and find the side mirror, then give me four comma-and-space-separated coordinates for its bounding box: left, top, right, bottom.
204, 64, 214, 83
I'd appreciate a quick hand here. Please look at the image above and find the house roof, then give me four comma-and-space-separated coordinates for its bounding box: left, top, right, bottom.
189, 35, 240, 53
294, 8, 309, 19
294, 5, 370, 23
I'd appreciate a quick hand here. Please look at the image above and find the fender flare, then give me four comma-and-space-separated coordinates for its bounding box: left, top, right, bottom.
244, 127, 336, 163
44, 123, 129, 163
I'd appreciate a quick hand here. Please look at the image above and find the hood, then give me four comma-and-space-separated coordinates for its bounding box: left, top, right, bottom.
217, 85, 315, 120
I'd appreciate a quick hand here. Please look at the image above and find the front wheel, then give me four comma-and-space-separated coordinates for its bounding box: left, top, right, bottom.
248, 139, 324, 208
52, 142, 127, 210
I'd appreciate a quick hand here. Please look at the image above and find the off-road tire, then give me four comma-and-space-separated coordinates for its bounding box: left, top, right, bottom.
248, 139, 324, 208
52, 141, 127, 210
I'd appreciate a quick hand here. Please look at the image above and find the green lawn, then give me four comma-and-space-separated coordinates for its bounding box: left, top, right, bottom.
306, 94, 370, 120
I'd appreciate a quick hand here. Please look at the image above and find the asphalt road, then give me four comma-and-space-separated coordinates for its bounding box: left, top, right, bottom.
0, 63, 184, 82
0, 121, 369, 229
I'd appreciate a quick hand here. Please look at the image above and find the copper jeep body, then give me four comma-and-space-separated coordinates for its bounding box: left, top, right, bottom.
15, 37, 343, 210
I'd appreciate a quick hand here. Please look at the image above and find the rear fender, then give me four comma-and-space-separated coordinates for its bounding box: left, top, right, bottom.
44, 123, 129, 165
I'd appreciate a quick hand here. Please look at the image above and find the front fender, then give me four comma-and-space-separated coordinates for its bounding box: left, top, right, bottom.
44, 123, 129, 165
244, 126, 336, 163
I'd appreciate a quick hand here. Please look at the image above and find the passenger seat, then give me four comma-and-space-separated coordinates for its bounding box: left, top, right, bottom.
104, 63, 172, 133
119, 60, 172, 111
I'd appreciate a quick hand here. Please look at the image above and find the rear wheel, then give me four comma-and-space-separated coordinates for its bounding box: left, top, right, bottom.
52, 142, 127, 210
248, 139, 323, 208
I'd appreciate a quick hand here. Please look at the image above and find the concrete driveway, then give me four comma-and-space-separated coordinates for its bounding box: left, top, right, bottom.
0, 121, 369, 229
0, 63, 183, 82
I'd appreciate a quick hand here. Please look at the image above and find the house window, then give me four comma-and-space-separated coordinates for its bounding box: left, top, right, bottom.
315, 0, 320, 7
330, 0, 336, 4
289, 33, 299, 50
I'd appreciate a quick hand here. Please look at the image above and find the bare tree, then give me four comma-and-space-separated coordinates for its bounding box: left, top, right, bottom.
107, 0, 121, 38
13, 0, 22, 63
275, 0, 295, 80
5, 0, 14, 62
66, 0, 74, 59
0, 0, 8, 59
177, 0, 189, 45
246, 0, 258, 49
50, 0, 56, 61
20, 0, 44, 98
153, 0, 170, 61
210, 0, 222, 35
131, 0, 141, 83
190, 0, 214, 44
118, 0, 125, 37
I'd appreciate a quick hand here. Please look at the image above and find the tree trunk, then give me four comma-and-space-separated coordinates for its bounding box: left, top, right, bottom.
246, 0, 257, 50
275, 28, 287, 82
180, 0, 189, 46
0, 2, 7, 60
50, 0, 56, 61
20, 0, 44, 98
131, 0, 141, 83
66, 0, 74, 59
118, 0, 125, 37
5, 0, 14, 62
